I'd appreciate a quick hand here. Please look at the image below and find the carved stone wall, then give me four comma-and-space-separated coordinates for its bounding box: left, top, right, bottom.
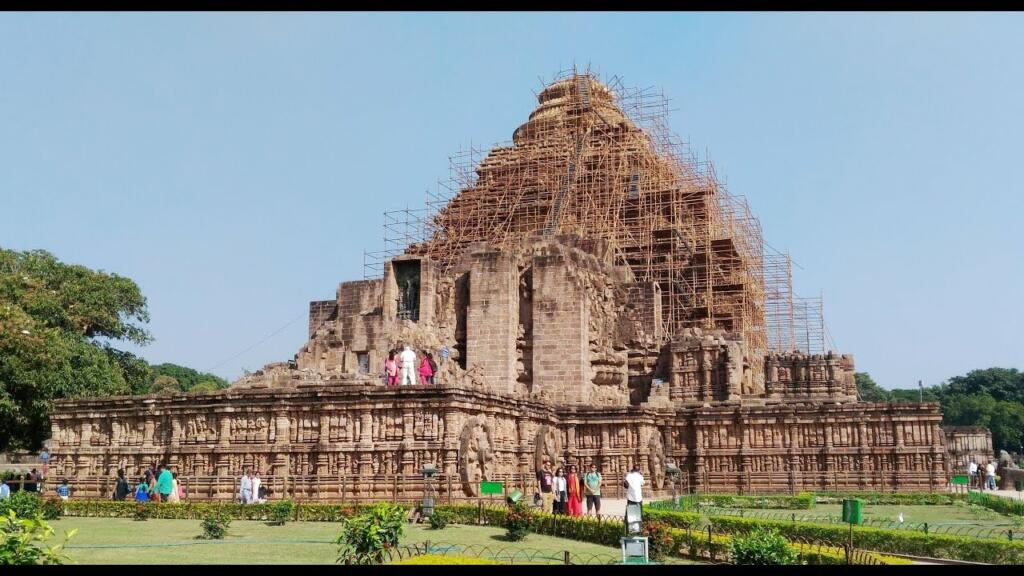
942, 425, 994, 471
51, 387, 948, 499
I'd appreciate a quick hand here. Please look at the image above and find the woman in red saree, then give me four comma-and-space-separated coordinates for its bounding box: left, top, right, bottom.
566, 465, 584, 516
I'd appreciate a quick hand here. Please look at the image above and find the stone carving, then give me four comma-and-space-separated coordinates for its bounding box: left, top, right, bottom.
648, 430, 666, 490
999, 449, 1018, 470
458, 416, 494, 496
534, 424, 563, 472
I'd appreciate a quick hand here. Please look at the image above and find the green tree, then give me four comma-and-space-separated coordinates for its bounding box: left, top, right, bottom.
150, 375, 180, 395
0, 248, 150, 451
944, 368, 1023, 404
855, 372, 890, 402
149, 363, 228, 392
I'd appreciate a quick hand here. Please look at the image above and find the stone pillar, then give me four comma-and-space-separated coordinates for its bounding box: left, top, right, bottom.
218, 413, 232, 448
142, 419, 154, 448
465, 249, 519, 395
531, 248, 591, 405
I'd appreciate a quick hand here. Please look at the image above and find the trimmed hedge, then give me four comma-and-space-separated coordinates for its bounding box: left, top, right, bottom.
967, 491, 1024, 516
708, 514, 1024, 564
432, 504, 903, 565
649, 492, 815, 511
60, 500, 393, 522
813, 492, 964, 506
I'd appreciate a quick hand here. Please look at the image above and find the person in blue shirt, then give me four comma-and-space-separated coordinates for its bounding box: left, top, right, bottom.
0, 479, 10, 500
56, 479, 71, 500
135, 477, 151, 502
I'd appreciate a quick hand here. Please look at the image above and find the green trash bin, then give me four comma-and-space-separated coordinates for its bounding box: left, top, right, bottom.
506, 490, 523, 505
841, 499, 863, 525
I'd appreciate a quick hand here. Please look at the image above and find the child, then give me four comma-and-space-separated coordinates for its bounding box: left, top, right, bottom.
56, 479, 71, 501
135, 477, 151, 503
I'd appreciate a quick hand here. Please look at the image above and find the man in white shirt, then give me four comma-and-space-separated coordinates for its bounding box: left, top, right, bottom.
399, 345, 417, 386
239, 468, 253, 504
985, 462, 997, 490
968, 460, 978, 487
624, 466, 645, 505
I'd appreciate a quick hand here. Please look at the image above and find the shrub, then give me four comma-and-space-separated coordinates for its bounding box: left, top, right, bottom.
0, 510, 76, 565
504, 501, 531, 542
643, 507, 701, 530
0, 491, 42, 519
199, 509, 232, 540
428, 507, 452, 530
132, 503, 150, 522
730, 526, 800, 565
267, 500, 294, 525
390, 554, 502, 565
641, 520, 676, 561
39, 498, 63, 520
335, 503, 406, 565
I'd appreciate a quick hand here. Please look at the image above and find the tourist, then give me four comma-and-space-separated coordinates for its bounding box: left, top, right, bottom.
385, 350, 399, 386
553, 468, 567, 515
146, 468, 159, 502
439, 345, 449, 367
0, 478, 10, 500
39, 448, 50, 478
624, 465, 645, 507
239, 468, 253, 504
584, 463, 602, 519
399, 345, 417, 386
536, 461, 554, 514
134, 476, 150, 502
25, 469, 38, 492
968, 459, 978, 488
251, 471, 262, 504
566, 465, 583, 517
113, 468, 130, 501
426, 352, 438, 385
985, 461, 997, 490
156, 464, 174, 503
167, 472, 181, 503
419, 351, 434, 385
56, 479, 71, 501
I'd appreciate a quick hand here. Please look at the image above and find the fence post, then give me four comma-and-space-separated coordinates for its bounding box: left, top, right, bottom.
563, 550, 571, 565
923, 522, 928, 534
425, 539, 431, 553
477, 501, 483, 525
393, 475, 398, 503
1008, 530, 1013, 542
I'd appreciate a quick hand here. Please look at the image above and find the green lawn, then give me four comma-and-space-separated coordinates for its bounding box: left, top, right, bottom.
47, 517, 701, 565
709, 502, 1022, 537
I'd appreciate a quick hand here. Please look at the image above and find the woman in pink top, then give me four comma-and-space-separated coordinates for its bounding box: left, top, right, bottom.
385, 350, 399, 386
418, 351, 433, 385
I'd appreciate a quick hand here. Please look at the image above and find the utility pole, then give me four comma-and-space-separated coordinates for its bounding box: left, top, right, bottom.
919, 380, 923, 403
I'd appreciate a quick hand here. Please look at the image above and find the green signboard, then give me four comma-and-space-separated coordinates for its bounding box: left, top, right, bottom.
480, 481, 504, 495
951, 475, 969, 486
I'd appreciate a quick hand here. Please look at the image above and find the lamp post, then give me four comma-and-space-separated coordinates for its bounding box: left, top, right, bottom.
421, 464, 437, 519
919, 380, 923, 403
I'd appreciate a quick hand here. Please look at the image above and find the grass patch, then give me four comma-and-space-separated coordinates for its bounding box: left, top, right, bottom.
46, 517, 705, 565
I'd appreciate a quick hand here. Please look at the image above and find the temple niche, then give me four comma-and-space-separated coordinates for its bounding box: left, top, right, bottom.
51, 71, 952, 500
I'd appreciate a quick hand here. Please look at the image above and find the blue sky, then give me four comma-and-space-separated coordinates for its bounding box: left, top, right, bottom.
1, 12, 1021, 389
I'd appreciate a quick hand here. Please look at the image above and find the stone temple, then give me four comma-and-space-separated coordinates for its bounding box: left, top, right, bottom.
51, 72, 954, 501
